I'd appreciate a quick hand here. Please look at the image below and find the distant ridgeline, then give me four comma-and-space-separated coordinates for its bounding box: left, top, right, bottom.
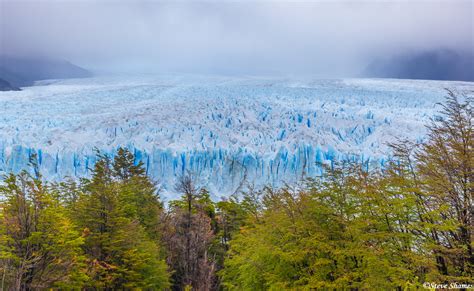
364, 49, 474, 82
0, 56, 92, 90
0, 78, 20, 91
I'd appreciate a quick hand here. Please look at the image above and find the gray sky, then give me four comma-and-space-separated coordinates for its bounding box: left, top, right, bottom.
0, 0, 472, 76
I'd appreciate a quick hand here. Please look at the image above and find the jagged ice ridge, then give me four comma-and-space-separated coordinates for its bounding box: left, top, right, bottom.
0, 75, 472, 199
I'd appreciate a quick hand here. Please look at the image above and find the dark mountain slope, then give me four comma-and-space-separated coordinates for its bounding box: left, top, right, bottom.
0, 78, 20, 91
0, 56, 92, 87
363, 49, 474, 81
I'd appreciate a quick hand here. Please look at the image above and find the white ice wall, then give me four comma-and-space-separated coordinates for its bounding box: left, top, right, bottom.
1, 75, 471, 197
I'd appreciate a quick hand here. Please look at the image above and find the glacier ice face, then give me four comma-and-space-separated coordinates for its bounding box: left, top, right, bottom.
0, 75, 472, 199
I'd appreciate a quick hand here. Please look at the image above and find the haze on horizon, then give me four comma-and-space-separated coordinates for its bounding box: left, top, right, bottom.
0, 0, 473, 78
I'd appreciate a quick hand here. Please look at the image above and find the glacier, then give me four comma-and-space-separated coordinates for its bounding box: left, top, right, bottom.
0, 75, 472, 199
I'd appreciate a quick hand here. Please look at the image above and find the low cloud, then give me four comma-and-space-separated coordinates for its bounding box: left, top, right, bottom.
1, 0, 472, 77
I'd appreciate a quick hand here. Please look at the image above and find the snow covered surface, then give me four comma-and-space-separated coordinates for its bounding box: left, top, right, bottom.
0, 75, 472, 199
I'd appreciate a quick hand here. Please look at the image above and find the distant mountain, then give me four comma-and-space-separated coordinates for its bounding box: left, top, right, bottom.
0, 56, 92, 88
363, 49, 474, 81
0, 78, 20, 91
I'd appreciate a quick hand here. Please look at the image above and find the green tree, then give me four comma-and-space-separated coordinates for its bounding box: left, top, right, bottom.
413, 92, 472, 281
0, 171, 86, 289
112, 148, 164, 240
73, 151, 170, 289
215, 195, 247, 252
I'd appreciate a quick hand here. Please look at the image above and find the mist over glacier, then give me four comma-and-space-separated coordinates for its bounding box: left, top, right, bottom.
1, 75, 472, 199
2, 1, 472, 78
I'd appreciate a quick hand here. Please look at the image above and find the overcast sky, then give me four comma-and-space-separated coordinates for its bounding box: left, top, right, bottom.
0, 0, 472, 76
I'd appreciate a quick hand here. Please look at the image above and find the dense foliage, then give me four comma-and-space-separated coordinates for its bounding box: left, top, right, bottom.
0, 94, 472, 289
